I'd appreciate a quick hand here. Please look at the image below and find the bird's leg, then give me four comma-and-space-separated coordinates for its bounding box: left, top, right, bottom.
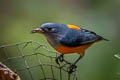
56, 54, 64, 64
69, 55, 83, 74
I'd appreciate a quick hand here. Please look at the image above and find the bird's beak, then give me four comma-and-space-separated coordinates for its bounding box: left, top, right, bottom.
31, 28, 44, 34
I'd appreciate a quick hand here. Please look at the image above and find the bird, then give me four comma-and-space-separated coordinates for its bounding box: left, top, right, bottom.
31, 23, 108, 73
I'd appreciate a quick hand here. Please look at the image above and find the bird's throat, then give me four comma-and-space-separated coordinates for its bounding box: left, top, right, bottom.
44, 34, 60, 48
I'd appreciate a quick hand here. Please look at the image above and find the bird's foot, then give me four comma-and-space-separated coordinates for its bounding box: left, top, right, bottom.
68, 64, 77, 74
56, 54, 64, 64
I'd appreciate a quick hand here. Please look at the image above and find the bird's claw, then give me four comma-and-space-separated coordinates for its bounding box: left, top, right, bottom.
68, 64, 77, 74
56, 55, 64, 64
55, 58, 59, 64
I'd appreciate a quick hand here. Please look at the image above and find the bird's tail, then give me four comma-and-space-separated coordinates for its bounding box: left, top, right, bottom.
98, 35, 109, 41
102, 38, 109, 41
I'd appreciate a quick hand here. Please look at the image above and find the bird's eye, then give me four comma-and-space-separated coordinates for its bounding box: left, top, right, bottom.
47, 27, 52, 31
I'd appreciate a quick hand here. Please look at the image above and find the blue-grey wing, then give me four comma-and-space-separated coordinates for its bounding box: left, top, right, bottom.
59, 29, 104, 47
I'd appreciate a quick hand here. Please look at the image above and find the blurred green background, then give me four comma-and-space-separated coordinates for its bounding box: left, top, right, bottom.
0, 0, 120, 80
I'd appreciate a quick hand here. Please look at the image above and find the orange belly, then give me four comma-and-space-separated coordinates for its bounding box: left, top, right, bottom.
55, 43, 94, 55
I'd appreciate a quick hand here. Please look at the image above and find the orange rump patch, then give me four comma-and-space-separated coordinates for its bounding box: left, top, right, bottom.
67, 24, 81, 30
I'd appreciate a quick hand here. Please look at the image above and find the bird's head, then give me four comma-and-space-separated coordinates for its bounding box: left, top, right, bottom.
31, 23, 68, 35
